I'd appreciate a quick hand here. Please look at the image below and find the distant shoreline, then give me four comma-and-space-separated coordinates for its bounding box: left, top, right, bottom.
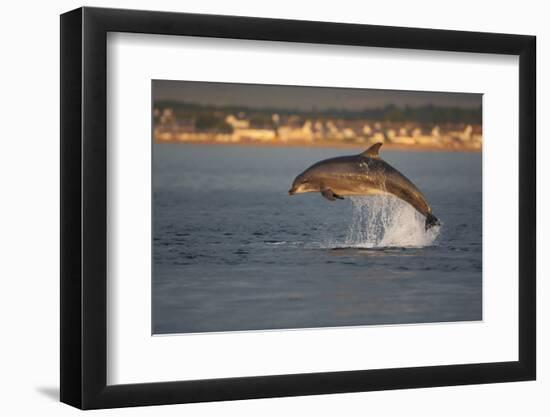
153, 139, 482, 153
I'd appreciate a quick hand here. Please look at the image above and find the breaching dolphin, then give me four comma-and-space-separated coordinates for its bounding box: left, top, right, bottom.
288, 143, 440, 230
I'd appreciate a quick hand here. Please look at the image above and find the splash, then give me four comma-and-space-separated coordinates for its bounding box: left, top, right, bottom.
337, 196, 440, 248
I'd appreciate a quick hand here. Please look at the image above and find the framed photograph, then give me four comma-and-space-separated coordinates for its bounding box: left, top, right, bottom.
60, 7, 536, 409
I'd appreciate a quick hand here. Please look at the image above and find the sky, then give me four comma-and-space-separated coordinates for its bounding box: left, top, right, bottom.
153, 80, 482, 111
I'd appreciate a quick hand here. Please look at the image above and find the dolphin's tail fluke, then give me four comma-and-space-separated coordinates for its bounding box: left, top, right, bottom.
425, 213, 440, 230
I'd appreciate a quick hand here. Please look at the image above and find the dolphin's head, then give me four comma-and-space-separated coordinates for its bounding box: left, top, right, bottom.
288, 171, 320, 195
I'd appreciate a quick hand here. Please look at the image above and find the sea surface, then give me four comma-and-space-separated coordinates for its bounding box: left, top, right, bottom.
153, 144, 482, 334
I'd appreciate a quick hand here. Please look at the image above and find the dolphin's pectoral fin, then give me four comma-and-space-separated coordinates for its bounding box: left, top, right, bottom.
321, 189, 344, 201
321, 189, 336, 201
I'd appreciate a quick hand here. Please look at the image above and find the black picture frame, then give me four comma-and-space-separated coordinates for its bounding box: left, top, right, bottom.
60, 6, 536, 410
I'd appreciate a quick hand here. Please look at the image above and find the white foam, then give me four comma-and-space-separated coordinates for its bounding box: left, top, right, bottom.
331, 196, 440, 248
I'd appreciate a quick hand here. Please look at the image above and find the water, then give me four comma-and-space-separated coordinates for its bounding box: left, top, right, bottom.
340, 196, 440, 248
153, 144, 482, 334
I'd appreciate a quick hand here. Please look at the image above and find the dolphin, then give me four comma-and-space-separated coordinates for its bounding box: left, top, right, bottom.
288, 143, 440, 230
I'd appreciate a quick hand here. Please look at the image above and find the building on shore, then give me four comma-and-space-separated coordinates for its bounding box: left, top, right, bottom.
153, 106, 482, 150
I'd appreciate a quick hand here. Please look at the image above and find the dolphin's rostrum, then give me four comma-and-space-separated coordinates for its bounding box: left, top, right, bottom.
288, 143, 440, 230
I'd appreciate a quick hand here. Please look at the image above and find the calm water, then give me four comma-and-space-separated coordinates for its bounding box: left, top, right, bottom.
153, 144, 482, 334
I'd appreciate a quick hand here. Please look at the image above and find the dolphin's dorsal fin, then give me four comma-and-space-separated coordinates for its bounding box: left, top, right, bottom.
361, 142, 383, 158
